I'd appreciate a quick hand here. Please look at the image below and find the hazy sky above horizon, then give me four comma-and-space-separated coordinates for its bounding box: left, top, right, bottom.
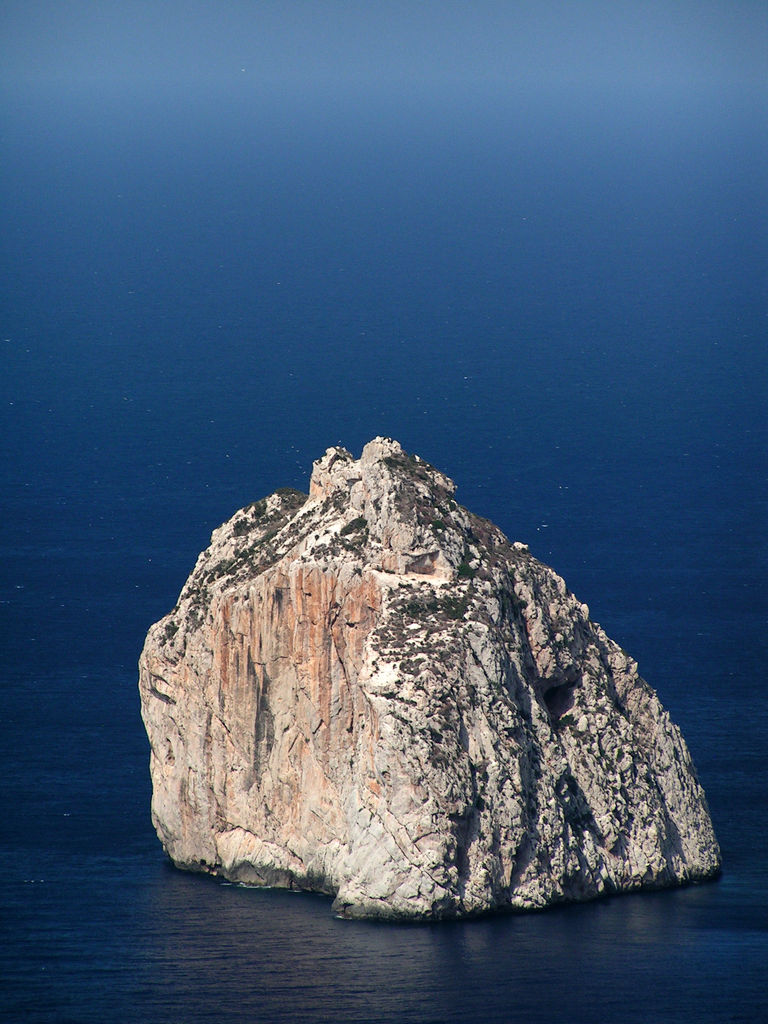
2, 1, 765, 101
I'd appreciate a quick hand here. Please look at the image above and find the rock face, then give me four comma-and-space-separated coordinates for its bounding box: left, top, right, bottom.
139, 438, 721, 919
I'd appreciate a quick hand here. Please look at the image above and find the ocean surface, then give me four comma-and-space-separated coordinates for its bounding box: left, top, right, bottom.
2, 70, 766, 1023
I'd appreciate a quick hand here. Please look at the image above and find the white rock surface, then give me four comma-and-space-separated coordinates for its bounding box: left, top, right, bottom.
139, 438, 721, 919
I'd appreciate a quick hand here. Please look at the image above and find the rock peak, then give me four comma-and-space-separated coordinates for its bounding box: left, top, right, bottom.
308, 437, 455, 502
308, 444, 355, 499
139, 440, 720, 920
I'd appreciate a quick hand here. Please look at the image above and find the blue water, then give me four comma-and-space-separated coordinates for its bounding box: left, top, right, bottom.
1, 71, 766, 1022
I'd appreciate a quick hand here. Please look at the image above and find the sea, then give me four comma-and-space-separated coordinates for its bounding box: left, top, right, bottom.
1, 69, 766, 1023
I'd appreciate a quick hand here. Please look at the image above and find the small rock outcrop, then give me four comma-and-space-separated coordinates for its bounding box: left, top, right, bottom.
139, 438, 721, 919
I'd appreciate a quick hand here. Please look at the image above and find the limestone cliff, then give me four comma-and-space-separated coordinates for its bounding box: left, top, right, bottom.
138, 438, 721, 919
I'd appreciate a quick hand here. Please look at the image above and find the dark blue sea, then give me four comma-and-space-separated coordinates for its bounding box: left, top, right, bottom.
2, 22, 767, 1023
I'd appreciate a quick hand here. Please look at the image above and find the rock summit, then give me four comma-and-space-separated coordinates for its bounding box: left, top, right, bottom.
139, 438, 720, 919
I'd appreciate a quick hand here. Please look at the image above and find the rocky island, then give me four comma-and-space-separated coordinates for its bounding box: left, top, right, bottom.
139, 438, 721, 919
